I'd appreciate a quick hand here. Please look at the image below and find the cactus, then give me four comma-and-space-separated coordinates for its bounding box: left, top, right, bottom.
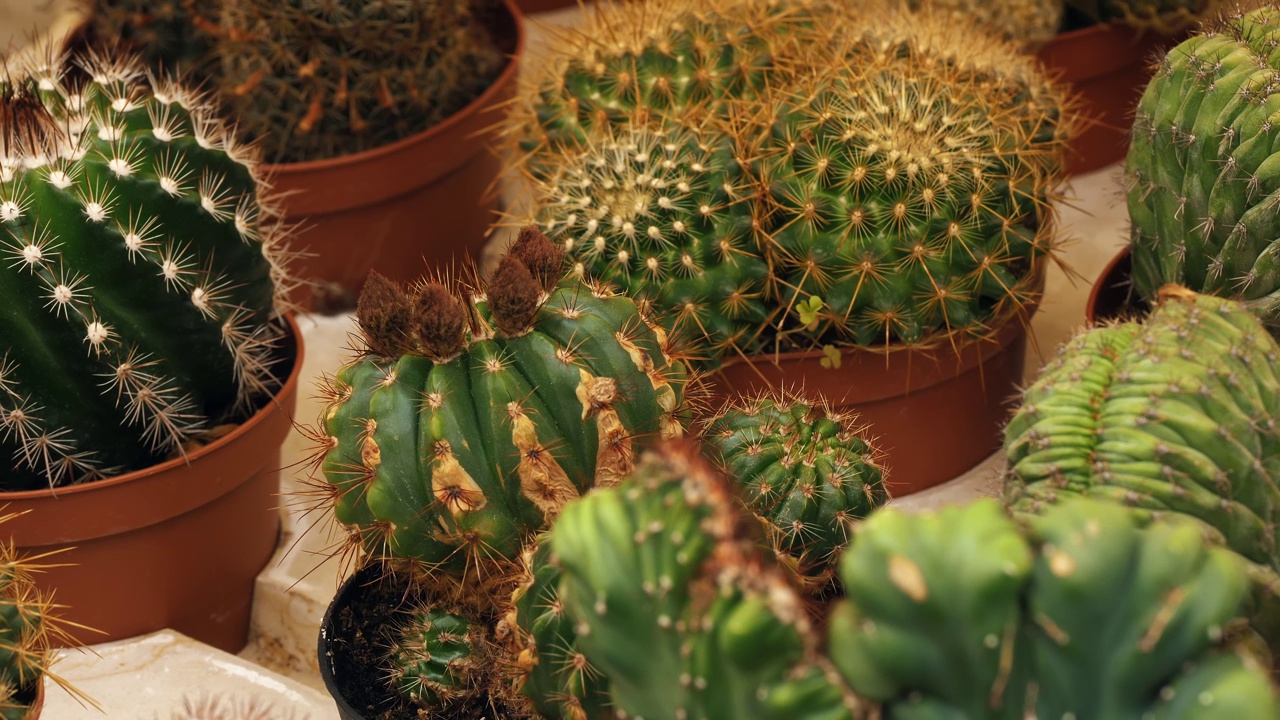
1003, 286, 1280, 574
828, 498, 1279, 719
1068, 0, 1225, 33
90, 0, 218, 75
214, 0, 506, 163
388, 603, 488, 709
311, 227, 690, 585
699, 392, 888, 591
1127, 5, 1280, 322
870, 0, 1063, 46
530, 8, 1070, 362
0, 50, 293, 491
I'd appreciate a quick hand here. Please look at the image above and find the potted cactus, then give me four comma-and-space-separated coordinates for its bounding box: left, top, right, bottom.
0, 48, 303, 653
514, 0, 1074, 495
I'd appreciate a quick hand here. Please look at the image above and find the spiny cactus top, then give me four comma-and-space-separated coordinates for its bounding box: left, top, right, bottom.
871, 0, 1063, 45
1003, 286, 1280, 574
215, 0, 506, 163
312, 228, 689, 581
1127, 5, 1280, 323
699, 392, 887, 591
0, 51, 293, 490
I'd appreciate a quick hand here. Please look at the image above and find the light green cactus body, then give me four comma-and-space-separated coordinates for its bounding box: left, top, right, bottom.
0, 52, 289, 490
318, 230, 688, 575
548, 445, 854, 720
700, 394, 888, 589
1127, 6, 1280, 321
538, 125, 767, 360
389, 605, 482, 708
827, 498, 1280, 719
510, 536, 611, 720
1003, 287, 1280, 573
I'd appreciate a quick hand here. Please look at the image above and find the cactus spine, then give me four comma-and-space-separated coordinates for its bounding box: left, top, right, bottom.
214, 0, 505, 163
0, 51, 293, 490
1127, 5, 1280, 322
388, 603, 487, 709
90, 0, 218, 74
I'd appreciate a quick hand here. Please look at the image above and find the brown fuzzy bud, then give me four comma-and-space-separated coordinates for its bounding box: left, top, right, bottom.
357, 271, 414, 357
413, 283, 469, 362
510, 226, 566, 293
487, 257, 542, 336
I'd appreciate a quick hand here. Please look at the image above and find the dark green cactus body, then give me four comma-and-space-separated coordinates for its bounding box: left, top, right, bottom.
0, 55, 287, 490
92, 0, 217, 74
540, 126, 768, 359
700, 394, 887, 588
389, 605, 481, 708
511, 536, 611, 720
1003, 288, 1280, 573
548, 446, 853, 720
1127, 6, 1280, 321
828, 498, 1279, 719
320, 272, 688, 572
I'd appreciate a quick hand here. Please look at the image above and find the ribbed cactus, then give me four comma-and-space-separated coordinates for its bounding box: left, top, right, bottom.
829, 498, 1279, 719
1127, 6, 1280, 322
1003, 286, 1280, 574
214, 0, 505, 163
388, 603, 486, 709
699, 392, 887, 590
1069, 0, 1224, 32
91, 0, 218, 74
313, 228, 689, 581
0, 51, 292, 490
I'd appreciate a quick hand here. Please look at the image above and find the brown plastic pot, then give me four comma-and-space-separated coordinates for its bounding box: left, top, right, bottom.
708, 307, 1036, 497
269, 0, 526, 312
1086, 246, 1149, 325
1036, 22, 1184, 176
0, 316, 303, 654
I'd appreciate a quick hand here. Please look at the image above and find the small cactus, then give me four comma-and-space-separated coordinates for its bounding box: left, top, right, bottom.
387, 603, 487, 709
0, 50, 294, 490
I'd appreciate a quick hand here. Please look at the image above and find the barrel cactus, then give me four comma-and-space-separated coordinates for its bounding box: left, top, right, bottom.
1003, 286, 1280, 574
312, 227, 690, 583
699, 392, 888, 590
0, 51, 293, 491
1127, 5, 1280, 322
214, 0, 505, 163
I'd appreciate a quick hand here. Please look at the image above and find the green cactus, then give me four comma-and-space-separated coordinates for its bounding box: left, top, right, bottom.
1127, 5, 1280, 321
213, 0, 505, 163
0, 51, 293, 490
1003, 286, 1280, 574
699, 392, 888, 591
828, 498, 1280, 719
91, 0, 219, 75
868, 0, 1063, 46
1068, 0, 1225, 32
388, 603, 486, 709
547, 444, 854, 720
313, 227, 689, 584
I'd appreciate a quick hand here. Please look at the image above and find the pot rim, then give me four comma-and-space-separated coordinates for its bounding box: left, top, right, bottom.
318, 562, 395, 719
0, 314, 305, 543
1085, 245, 1135, 326
262, 0, 526, 176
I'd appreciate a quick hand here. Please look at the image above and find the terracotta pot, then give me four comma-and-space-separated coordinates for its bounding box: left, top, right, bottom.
0, 317, 303, 654
1036, 22, 1184, 176
1086, 246, 1149, 325
318, 563, 395, 720
708, 307, 1036, 497
270, 0, 526, 312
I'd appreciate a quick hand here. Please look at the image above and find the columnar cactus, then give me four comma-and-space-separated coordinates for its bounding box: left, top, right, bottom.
1127, 5, 1280, 322
214, 0, 505, 163
1003, 286, 1280, 574
313, 228, 689, 581
699, 392, 888, 590
0, 51, 292, 490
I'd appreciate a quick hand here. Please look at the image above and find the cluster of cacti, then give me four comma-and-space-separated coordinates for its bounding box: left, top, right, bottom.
1003, 286, 1280, 575
536, 445, 1280, 720
91, 0, 218, 75
1068, 0, 1225, 32
525, 1, 1071, 361
214, 0, 505, 163
1127, 5, 1280, 323
0, 50, 293, 491
699, 393, 887, 590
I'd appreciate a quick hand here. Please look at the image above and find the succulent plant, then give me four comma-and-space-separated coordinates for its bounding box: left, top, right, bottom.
0, 50, 294, 491
1068, 0, 1225, 32
1127, 5, 1280, 322
214, 0, 506, 163
1003, 286, 1280, 574
311, 227, 690, 586
699, 392, 888, 590
530, 6, 1071, 363
388, 602, 488, 710
90, 0, 219, 75
870, 0, 1064, 45
544, 444, 1280, 720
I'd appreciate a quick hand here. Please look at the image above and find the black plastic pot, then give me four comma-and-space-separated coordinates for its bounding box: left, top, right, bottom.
318, 563, 404, 720
1086, 247, 1150, 325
